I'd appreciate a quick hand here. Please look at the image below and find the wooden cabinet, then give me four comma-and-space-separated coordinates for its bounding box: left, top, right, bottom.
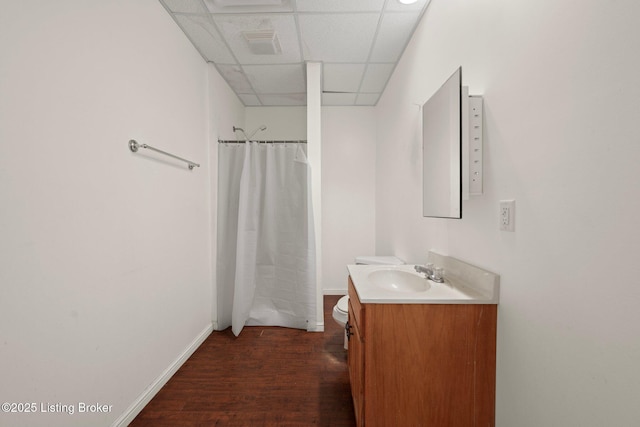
347, 281, 365, 426
347, 276, 497, 426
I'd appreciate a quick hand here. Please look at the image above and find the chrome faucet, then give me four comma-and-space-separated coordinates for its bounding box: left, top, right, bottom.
414, 264, 444, 283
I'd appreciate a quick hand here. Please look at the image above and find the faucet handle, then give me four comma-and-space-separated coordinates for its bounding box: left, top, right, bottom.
414, 264, 433, 276
415, 264, 444, 282
432, 267, 445, 283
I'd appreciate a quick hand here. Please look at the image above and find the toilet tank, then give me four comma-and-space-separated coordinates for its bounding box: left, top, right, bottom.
355, 256, 405, 265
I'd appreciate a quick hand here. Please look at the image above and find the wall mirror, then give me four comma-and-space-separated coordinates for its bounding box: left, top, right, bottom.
422, 67, 462, 219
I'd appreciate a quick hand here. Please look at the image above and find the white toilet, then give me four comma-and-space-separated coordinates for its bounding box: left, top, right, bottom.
333, 255, 405, 348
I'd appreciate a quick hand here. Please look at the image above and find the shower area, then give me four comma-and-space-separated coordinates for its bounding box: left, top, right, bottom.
215, 125, 318, 336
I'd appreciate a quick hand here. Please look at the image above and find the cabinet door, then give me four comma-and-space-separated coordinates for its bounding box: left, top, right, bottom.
348, 303, 364, 426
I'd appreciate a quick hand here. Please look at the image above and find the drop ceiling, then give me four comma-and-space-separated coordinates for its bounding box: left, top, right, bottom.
159, 0, 431, 106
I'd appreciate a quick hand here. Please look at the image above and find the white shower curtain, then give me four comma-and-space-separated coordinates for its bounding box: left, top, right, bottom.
217, 142, 317, 336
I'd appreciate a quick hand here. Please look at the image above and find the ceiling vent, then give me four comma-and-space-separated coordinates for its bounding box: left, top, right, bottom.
242, 29, 282, 55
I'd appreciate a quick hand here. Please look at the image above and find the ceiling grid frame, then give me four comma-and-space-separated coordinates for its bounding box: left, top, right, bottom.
159, 0, 432, 106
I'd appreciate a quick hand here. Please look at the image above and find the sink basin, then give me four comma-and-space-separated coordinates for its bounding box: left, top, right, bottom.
368, 269, 430, 293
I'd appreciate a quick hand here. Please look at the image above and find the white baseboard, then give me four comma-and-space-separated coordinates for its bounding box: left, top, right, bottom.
111, 323, 214, 427
308, 321, 324, 332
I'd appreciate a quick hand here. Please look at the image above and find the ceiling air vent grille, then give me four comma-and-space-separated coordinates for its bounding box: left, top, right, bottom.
242, 29, 282, 55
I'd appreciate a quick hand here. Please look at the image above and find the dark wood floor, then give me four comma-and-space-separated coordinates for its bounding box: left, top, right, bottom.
130, 295, 355, 427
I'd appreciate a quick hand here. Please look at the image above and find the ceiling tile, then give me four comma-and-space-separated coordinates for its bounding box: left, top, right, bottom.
162, 0, 432, 106
216, 64, 254, 93
355, 93, 381, 105
370, 12, 421, 62
243, 64, 305, 93
174, 14, 236, 63
360, 63, 395, 93
258, 93, 306, 106
213, 14, 301, 64
322, 93, 358, 105
238, 93, 262, 105
161, 0, 208, 14
296, 0, 385, 13
323, 64, 366, 93
204, 0, 294, 14
298, 13, 379, 62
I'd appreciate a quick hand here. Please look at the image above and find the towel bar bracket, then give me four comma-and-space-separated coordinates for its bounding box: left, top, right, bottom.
129, 139, 140, 153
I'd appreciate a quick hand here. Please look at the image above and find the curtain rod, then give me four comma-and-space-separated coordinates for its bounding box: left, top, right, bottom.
218, 140, 307, 144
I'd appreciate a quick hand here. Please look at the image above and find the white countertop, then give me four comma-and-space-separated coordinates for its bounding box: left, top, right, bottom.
347, 263, 499, 304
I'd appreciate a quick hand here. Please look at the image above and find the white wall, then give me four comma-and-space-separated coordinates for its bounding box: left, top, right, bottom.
245, 107, 307, 140
307, 62, 324, 330
0, 1, 214, 426
375, 0, 640, 425
322, 107, 377, 293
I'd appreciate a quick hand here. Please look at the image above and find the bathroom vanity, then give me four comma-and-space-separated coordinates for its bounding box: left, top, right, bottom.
346, 254, 499, 426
